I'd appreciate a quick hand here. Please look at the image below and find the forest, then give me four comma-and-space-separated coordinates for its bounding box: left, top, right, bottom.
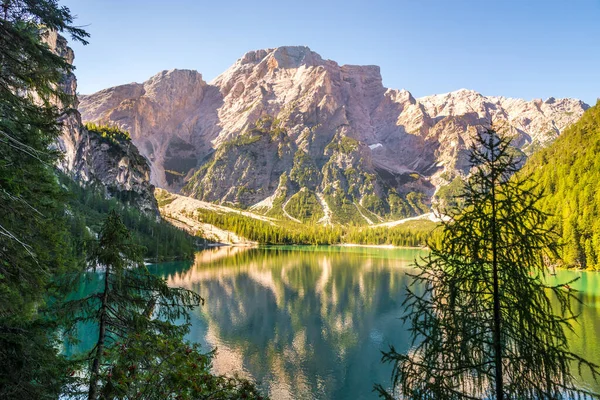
2, 0, 599, 399
522, 103, 600, 269
61, 174, 197, 262
194, 208, 437, 247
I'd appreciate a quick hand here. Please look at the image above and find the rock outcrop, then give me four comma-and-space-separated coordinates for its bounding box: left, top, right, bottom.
78, 46, 588, 223
79, 69, 216, 189
47, 31, 158, 215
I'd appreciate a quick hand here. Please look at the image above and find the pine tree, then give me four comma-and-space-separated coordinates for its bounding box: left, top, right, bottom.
59, 211, 202, 400
0, 1, 88, 397
376, 129, 600, 399
97, 332, 265, 399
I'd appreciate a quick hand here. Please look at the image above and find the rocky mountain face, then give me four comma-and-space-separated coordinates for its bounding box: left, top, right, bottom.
46, 32, 158, 215
78, 46, 588, 224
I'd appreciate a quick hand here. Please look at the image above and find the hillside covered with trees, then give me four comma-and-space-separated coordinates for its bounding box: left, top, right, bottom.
62, 174, 197, 261
193, 207, 437, 247
522, 103, 600, 269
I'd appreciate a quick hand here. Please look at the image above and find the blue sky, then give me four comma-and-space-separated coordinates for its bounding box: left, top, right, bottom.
62, 0, 599, 105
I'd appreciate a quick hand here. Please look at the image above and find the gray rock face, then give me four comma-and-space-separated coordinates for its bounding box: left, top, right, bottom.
78, 46, 588, 222
71, 132, 159, 215
79, 69, 216, 189
46, 31, 158, 215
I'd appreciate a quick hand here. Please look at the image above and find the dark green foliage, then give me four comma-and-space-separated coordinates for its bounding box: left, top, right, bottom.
226, 132, 262, 147
255, 115, 285, 139
285, 189, 324, 222
98, 332, 265, 400
1, 2, 266, 398
405, 191, 429, 215
0, 316, 76, 399
197, 209, 343, 245
325, 136, 359, 154
290, 149, 320, 189
376, 129, 599, 399
0, 0, 86, 319
61, 174, 196, 262
324, 190, 363, 225
195, 208, 436, 247
59, 213, 266, 399
345, 220, 438, 247
522, 103, 600, 269
84, 122, 131, 144
387, 191, 415, 219
434, 176, 466, 210
0, 1, 88, 397
352, 190, 426, 221
362, 194, 388, 216
59, 212, 203, 399
223, 116, 286, 149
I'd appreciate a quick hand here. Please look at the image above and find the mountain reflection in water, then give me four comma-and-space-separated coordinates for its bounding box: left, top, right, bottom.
153, 246, 423, 399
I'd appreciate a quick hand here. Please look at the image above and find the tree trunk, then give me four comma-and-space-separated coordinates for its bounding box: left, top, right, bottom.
490, 137, 503, 400
88, 266, 110, 400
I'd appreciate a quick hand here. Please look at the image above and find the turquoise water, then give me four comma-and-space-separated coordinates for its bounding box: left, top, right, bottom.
71, 246, 600, 399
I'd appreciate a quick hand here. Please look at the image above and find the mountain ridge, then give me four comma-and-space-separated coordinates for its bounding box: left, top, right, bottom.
78, 45, 588, 224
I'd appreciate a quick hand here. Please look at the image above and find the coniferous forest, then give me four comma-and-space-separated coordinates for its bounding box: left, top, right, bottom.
194, 208, 437, 246
522, 103, 600, 269
62, 174, 197, 262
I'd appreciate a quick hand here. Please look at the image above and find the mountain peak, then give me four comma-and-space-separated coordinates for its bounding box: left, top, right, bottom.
142, 69, 206, 106
443, 88, 482, 98
269, 46, 325, 69
145, 69, 204, 86
239, 46, 325, 69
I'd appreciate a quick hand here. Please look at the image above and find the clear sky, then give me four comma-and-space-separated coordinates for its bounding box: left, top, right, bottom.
62, 0, 599, 105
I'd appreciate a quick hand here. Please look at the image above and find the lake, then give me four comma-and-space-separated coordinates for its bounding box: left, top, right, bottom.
68, 246, 600, 399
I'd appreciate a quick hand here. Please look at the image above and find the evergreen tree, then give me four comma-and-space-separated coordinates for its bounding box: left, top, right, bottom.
59, 211, 202, 400
0, 1, 88, 397
97, 332, 264, 399
376, 129, 599, 399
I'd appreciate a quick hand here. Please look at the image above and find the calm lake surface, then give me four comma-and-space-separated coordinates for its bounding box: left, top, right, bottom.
69, 246, 600, 399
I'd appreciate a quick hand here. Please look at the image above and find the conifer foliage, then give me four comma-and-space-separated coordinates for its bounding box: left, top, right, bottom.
60, 212, 264, 400
60, 211, 202, 399
0, 1, 88, 397
376, 129, 599, 399
1, 2, 267, 398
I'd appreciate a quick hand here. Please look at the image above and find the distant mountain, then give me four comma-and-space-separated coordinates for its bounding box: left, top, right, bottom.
521, 103, 600, 268
78, 46, 588, 224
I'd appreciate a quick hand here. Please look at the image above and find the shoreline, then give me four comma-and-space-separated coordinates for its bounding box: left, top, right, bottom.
336, 243, 425, 250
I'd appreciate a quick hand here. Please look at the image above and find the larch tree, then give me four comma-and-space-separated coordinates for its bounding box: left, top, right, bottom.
58, 211, 202, 400
376, 129, 599, 399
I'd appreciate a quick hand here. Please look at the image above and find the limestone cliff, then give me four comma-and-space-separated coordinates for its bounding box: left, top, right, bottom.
46, 31, 158, 215
78, 46, 588, 223
78, 69, 214, 189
